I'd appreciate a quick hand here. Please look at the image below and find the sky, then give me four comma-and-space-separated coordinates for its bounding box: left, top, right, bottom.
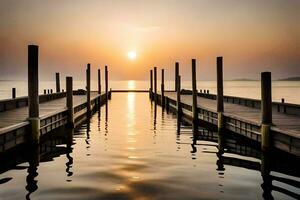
0, 0, 299, 81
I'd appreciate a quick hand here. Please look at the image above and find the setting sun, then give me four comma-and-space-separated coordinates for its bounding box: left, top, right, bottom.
127, 51, 137, 60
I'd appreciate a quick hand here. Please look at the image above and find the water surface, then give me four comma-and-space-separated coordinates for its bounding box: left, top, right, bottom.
0, 93, 299, 200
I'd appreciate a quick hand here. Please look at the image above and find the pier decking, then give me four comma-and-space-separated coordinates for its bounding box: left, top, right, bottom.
153, 91, 300, 156
0, 92, 109, 152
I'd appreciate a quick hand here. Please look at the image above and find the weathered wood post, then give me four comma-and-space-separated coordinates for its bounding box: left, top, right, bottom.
217, 57, 224, 131
86, 63, 91, 116
28, 45, 40, 142
66, 76, 74, 127
281, 98, 286, 113
55, 72, 60, 93
175, 62, 179, 92
98, 69, 101, 94
150, 70, 153, 100
154, 67, 157, 103
44, 89, 46, 94
192, 59, 198, 132
97, 68, 101, 108
161, 69, 165, 107
105, 65, 108, 102
177, 75, 181, 131
261, 72, 272, 151
47, 89, 50, 94
12, 88, 16, 99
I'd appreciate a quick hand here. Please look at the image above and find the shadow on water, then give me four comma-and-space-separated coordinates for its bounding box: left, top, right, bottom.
0, 93, 299, 199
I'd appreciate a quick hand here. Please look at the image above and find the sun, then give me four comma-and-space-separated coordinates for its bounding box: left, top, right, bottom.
127, 51, 137, 60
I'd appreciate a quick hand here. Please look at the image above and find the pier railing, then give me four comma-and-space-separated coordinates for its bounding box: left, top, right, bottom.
183, 89, 300, 117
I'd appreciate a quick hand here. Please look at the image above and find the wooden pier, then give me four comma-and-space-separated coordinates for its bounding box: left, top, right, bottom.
149, 58, 300, 157
0, 45, 110, 152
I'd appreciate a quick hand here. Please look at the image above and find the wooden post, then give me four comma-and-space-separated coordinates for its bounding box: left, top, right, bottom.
50, 89, 53, 94
98, 69, 101, 94
12, 88, 16, 99
282, 98, 286, 113
150, 70, 153, 100
154, 67, 157, 103
175, 62, 179, 91
217, 57, 224, 130
105, 65, 108, 102
86, 64, 91, 115
177, 75, 181, 131
97, 68, 101, 108
28, 45, 40, 142
161, 69, 165, 107
66, 76, 74, 127
55, 72, 60, 93
261, 72, 272, 151
44, 89, 46, 94
47, 89, 50, 94
192, 59, 198, 132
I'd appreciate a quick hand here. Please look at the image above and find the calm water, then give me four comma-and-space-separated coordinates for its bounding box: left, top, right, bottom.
0, 93, 299, 200
1, 80, 300, 104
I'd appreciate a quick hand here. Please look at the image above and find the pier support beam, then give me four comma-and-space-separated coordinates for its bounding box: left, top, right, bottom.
55, 72, 60, 93
86, 64, 91, 116
161, 69, 165, 107
192, 59, 198, 132
217, 57, 224, 131
12, 88, 16, 99
28, 45, 40, 143
105, 66, 109, 101
154, 67, 157, 103
177, 75, 181, 132
66, 76, 74, 128
261, 72, 272, 151
150, 70, 153, 100
175, 62, 179, 91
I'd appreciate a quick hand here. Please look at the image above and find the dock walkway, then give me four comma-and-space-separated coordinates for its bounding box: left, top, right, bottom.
0, 92, 108, 152
155, 91, 300, 156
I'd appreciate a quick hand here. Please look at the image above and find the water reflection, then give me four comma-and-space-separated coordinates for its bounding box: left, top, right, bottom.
25, 144, 39, 200
0, 93, 299, 200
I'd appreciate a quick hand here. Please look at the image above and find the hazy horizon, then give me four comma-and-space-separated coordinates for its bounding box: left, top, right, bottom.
1, 0, 300, 81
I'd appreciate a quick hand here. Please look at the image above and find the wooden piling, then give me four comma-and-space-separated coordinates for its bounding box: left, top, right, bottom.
44, 89, 46, 94
105, 65, 108, 102
66, 76, 74, 127
161, 69, 165, 107
175, 62, 179, 91
86, 64, 91, 115
50, 89, 53, 94
192, 59, 198, 132
217, 57, 224, 130
28, 45, 40, 142
98, 69, 101, 94
281, 98, 286, 113
47, 89, 50, 94
55, 72, 60, 93
261, 72, 272, 151
150, 70, 153, 100
177, 75, 181, 130
12, 88, 16, 99
154, 67, 157, 103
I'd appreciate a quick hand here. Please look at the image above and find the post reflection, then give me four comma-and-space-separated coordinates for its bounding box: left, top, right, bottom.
25, 144, 40, 200
66, 129, 74, 180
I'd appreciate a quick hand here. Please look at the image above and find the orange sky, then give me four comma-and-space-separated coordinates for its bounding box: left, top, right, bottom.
0, 0, 299, 81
